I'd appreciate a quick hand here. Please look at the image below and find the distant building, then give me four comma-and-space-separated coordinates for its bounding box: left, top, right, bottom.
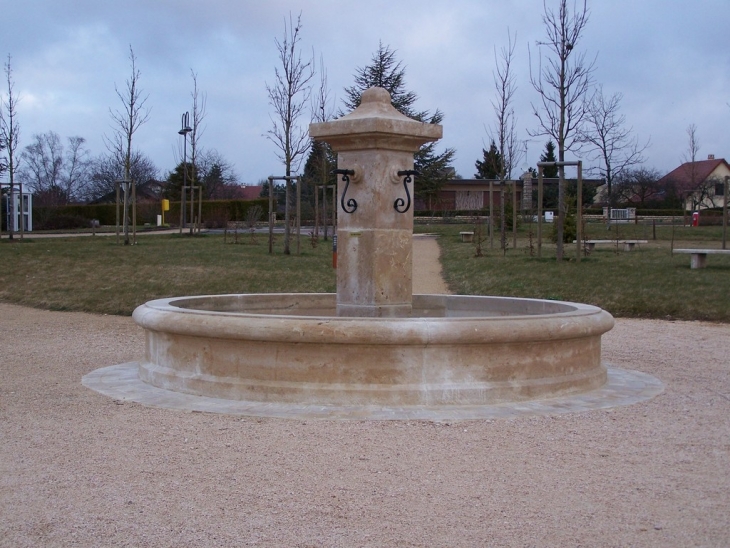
657, 156, 729, 211
88, 179, 165, 205
415, 174, 604, 212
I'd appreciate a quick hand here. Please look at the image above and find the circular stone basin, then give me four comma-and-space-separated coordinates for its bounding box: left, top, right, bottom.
133, 294, 614, 407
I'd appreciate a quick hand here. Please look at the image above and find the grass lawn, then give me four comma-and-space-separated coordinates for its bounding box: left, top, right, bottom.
419, 221, 730, 322
1, 222, 728, 321
0, 233, 336, 316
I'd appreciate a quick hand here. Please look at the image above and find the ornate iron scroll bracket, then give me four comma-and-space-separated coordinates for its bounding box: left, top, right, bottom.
334, 169, 357, 214
394, 170, 418, 213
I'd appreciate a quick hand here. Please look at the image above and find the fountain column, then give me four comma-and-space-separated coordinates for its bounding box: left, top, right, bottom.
310, 87, 442, 317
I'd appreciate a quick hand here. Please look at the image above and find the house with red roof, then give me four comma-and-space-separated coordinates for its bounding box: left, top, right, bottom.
657, 156, 729, 211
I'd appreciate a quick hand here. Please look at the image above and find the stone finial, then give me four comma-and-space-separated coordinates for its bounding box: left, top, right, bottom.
309, 87, 442, 153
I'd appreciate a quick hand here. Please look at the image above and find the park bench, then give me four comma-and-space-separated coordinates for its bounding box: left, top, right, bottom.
460, 231, 475, 243
575, 239, 648, 252
673, 248, 730, 269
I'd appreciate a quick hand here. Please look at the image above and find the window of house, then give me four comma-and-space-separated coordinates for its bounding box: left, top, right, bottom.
716, 182, 726, 197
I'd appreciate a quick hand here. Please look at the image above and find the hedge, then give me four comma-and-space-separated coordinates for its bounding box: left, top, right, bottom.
32, 199, 271, 230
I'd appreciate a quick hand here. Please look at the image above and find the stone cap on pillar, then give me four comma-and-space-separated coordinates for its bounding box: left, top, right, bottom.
309, 87, 442, 152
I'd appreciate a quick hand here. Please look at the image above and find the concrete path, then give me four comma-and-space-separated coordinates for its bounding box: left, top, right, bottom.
412, 234, 451, 294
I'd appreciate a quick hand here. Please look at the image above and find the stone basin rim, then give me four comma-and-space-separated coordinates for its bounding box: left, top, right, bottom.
132, 293, 615, 346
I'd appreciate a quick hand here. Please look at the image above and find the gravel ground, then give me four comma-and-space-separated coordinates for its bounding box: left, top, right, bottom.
1, 237, 729, 547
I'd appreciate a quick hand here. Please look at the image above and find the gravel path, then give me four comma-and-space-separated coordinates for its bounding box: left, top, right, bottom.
1, 237, 729, 547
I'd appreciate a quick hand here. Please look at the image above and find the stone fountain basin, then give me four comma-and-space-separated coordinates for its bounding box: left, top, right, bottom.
133, 293, 614, 407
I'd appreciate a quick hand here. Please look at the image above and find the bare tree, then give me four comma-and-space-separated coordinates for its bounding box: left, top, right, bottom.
683, 123, 699, 211
266, 12, 314, 254
530, 0, 595, 260
490, 30, 523, 181
614, 167, 663, 207
85, 150, 158, 202
197, 149, 240, 199
582, 85, 649, 222
311, 54, 335, 240
187, 70, 206, 227
19, 131, 64, 203
106, 46, 150, 244
1, 55, 21, 238
489, 30, 524, 252
681, 123, 716, 210
18, 132, 89, 205
62, 136, 91, 202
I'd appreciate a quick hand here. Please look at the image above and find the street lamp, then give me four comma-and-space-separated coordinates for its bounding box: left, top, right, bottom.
178, 112, 192, 234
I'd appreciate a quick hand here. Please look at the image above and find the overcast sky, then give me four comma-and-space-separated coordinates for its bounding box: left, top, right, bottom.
2, 0, 729, 185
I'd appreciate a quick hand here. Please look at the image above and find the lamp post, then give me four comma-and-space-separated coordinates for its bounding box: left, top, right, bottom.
178, 112, 192, 234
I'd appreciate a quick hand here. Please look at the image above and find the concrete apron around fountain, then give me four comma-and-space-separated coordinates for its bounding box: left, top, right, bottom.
86, 86, 651, 417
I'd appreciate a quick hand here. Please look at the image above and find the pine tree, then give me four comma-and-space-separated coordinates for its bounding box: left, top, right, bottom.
474, 141, 503, 179
164, 162, 198, 201
539, 141, 558, 177
342, 42, 455, 205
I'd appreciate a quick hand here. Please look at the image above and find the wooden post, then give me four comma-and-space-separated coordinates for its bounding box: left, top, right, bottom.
268, 177, 274, 254
512, 179, 517, 250
723, 175, 728, 250
189, 184, 195, 236
489, 180, 494, 249
19, 183, 24, 239
115, 181, 121, 244
576, 162, 582, 262
296, 177, 301, 255
198, 185, 203, 234
132, 179, 137, 245
179, 186, 184, 235
537, 168, 543, 258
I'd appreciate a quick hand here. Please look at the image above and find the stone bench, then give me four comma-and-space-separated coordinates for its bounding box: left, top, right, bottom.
574, 240, 648, 252
460, 231, 475, 243
674, 248, 730, 269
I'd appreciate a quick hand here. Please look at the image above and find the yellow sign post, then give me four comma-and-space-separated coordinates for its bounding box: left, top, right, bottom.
161, 199, 170, 225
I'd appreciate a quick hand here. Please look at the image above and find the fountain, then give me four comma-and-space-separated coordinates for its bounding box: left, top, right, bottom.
127, 87, 616, 410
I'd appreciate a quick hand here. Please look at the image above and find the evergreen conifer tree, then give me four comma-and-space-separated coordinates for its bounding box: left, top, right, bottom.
342, 42, 455, 206
474, 141, 503, 179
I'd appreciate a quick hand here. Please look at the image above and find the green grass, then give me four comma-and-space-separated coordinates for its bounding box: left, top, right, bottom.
1, 223, 728, 321
0, 233, 336, 315
419, 223, 730, 322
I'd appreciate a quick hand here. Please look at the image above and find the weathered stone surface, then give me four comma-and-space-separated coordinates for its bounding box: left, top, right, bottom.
134, 294, 614, 406
310, 87, 441, 317
124, 86, 616, 413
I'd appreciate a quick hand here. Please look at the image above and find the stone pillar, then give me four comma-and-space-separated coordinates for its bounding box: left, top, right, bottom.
521, 171, 533, 211
310, 87, 442, 317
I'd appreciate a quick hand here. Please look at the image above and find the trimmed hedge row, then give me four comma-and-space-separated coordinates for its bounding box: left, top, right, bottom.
32, 199, 271, 230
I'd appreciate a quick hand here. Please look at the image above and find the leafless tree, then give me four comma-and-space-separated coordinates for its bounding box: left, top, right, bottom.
489, 30, 524, 252
529, 0, 595, 259
266, 12, 314, 254
681, 123, 717, 210
490, 30, 523, 181
582, 85, 649, 221
18, 132, 90, 205
62, 136, 91, 202
85, 150, 158, 202
1, 55, 21, 238
106, 45, 150, 244
197, 149, 240, 199
19, 131, 63, 203
685, 123, 700, 164
614, 167, 662, 207
683, 123, 700, 210
187, 70, 206, 206
311, 54, 335, 240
